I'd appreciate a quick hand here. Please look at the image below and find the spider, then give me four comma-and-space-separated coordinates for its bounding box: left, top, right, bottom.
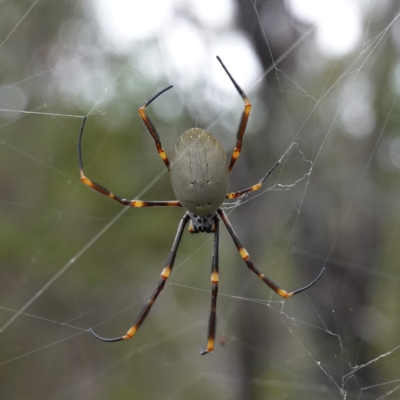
78, 56, 325, 355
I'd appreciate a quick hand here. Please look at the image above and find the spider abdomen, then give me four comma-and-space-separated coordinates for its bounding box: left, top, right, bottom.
170, 128, 230, 216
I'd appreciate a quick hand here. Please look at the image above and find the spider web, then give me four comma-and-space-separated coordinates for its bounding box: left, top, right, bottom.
1, 1, 400, 399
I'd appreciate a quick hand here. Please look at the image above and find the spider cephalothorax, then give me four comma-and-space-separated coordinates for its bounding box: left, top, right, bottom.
78, 56, 324, 355
188, 213, 216, 233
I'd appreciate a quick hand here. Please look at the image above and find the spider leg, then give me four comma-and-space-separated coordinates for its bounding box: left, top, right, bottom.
78, 116, 181, 208
90, 213, 190, 342
200, 216, 220, 355
218, 209, 325, 298
138, 86, 173, 170
216, 56, 252, 173
226, 160, 280, 199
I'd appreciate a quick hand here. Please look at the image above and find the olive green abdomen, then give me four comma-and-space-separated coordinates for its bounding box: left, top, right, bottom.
170, 128, 230, 216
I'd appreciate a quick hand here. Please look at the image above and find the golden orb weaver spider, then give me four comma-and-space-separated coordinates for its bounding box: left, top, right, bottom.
78, 56, 325, 355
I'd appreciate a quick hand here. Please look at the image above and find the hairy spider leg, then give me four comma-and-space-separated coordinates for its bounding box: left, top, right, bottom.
218, 209, 325, 297
78, 116, 181, 208
200, 216, 220, 355
90, 213, 191, 342
216, 56, 252, 173
226, 160, 281, 199
138, 85, 174, 170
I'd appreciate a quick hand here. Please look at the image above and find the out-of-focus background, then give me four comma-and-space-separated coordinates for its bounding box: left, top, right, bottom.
1, 1, 400, 399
